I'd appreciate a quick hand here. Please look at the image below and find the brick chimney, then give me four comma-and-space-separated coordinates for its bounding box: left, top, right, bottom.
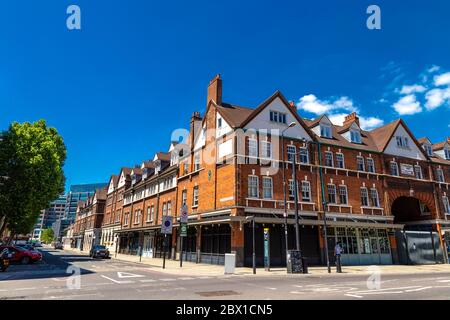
189, 111, 202, 151
207, 74, 222, 106
343, 112, 360, 127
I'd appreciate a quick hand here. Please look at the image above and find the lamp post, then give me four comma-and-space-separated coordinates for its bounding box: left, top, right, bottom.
302, 138, 331, 273
281, 122, 297, 264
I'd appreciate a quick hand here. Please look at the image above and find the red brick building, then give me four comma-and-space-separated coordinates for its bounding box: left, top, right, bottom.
91, 74, 450, 267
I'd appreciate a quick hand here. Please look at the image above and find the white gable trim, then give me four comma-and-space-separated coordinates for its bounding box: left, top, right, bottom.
244, 97, 312, 141
384, 124, 427, 160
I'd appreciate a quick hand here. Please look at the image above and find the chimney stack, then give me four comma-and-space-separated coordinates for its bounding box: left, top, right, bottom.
207, 74, 222, 106
343, 112, 360, 127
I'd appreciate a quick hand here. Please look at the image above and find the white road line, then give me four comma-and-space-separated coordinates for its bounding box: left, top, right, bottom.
437, 280, 450, 283
100, 275, 134, 284
13, 287, 37, 291
160, 278, 176, 282
405, 286, 433, 292
345, 294, 363, 298
178, 277, 196, 280
139, 279, 156, 283
197, 276, 212, 279
292, 285, 303, 288
289, 291, 304, 294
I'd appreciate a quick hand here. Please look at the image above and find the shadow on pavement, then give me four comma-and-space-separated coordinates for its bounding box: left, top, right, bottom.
0, 249, 95, 281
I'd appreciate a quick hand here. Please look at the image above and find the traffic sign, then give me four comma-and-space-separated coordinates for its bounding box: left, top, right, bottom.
161, 216, 173, 234
180, 223, 187, 237
180, 204, 188, 223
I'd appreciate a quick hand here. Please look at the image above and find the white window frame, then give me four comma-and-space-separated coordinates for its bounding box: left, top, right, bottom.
194, 152, 201, 171
301, 181, 311, 202
320, 124, 332, 138
350, 129, 361, 144
445, 149, 450, 160
288, 179, 295, 199
248, 138, 258, 158
357, 156, 365, 172
261, 141, 272, 159
248, 176, 259, 198
325, 151, 334, 167
193, 187, 199, 207
370, 188, 380, 207
360, 187, 369, 207
436, 168, 445, 183
336, 153, 345, 169
262, 177, 273, 199
390, 161, 399, 176
367, 158, 375, 173
327, 184, 337, 204
414, 165, 423, 180
299, 147, 309, 164
287, 145, 296, 162
338, 185, 348, 205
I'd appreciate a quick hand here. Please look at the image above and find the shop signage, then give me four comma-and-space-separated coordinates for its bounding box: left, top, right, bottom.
400, 163, 414, 176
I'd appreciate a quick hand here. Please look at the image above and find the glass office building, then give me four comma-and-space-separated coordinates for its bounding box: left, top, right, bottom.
64, 183, 108, 224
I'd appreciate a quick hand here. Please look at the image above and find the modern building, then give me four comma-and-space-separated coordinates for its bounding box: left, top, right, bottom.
72, 188, 107, 252
64, 183, 108, 224
71, 75, 450, 267
32, 194, 66, 240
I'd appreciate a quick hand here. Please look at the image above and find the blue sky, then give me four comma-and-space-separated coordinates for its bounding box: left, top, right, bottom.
1, 0, 449, 190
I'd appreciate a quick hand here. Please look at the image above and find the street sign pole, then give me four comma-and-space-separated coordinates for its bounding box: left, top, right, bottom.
179, 235, 183, 267
179, 205, 188, 268
163, 233, 167, 269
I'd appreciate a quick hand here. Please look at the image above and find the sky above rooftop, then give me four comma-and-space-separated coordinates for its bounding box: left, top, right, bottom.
1, 1, 449, 190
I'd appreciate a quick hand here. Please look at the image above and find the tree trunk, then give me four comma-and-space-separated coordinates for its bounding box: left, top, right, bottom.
0, 216, 7, 240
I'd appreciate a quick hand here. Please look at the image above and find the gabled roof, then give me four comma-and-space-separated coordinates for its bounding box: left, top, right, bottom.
433, 138, 450, 151
369, 119, 402, 152
154, 152, 171, 162
337, 120, 360, 134
94, 188, 107, 200
418, 137, 432, 145
141, 161, 155, 169
239, 91, 315, 138
108, 175, 118, 188
216, 103, 254, 128
369, 119, 428, 158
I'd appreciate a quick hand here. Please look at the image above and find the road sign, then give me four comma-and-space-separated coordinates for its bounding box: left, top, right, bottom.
180, 223, 187, 237
161, 216, 173, 234
180, 204, 188, 223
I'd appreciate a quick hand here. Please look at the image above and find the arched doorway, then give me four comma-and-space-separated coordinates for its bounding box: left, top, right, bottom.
391, 196, 432, 225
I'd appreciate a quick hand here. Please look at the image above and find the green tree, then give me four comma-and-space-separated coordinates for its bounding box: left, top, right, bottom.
0, 120, 66, 241
40, 228, 55, 244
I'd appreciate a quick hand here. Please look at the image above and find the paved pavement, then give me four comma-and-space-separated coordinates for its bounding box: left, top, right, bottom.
0, 248, 449, 300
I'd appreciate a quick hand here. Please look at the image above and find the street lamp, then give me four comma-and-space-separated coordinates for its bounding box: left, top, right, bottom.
301, 138, 331, 273
281, 122, 297, 264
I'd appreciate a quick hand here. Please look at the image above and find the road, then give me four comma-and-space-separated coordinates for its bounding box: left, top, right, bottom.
0, 248, 449, 300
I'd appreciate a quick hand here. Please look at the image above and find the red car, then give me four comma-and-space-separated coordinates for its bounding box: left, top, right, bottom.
0, 246, 42, 264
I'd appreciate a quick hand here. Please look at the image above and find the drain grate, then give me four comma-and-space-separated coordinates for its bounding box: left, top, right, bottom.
196, 290, 240, 297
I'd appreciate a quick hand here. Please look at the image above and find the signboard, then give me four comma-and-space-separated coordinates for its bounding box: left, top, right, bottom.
400, 163, 414, 176
161, 216, 173, 234
180, 204, 188, 223
180, 223, 187, 237
263, 228, 270, 271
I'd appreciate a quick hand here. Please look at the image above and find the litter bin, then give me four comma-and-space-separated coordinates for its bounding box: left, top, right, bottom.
224, 253, 236, 274
287, 250, 302, 273
301, 257, 308, 274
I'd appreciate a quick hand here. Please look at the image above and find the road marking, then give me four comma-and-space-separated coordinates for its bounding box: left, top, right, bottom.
437, 280, 450, 283
405, 286, 433, 292
289, 291, 304, 294
13, 287, 37, 291
345, 294, 363, 298
160, 278, 176, 282
292, 285, 303, 288
197, 276, 212, 279
100, 275, 134, 284
117, 272, 145, 278
139, 279, 156, 283
178, 277, 196, 280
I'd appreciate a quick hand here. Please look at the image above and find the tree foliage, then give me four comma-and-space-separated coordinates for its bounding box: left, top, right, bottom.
40, 228, 55, 244
0, 120, 66, 237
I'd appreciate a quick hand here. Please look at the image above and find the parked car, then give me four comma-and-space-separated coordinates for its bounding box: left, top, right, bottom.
52, 241, 63, 250
90, 245, 110, 259
33, 241, 43, 248
17, 244, 38, 252
0, 246, 42, 264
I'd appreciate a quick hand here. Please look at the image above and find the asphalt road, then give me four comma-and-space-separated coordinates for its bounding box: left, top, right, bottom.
0, 248, 449, 300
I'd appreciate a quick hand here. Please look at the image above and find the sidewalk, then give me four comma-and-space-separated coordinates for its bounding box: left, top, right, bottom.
111, 252, 450, 277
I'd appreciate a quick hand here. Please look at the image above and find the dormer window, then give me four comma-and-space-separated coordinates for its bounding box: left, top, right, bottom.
423, 144, 433, 157
320, 124, 332, 138
445, 149, 450, 160
396, 136, 409, 149
217, 117, 222, 129
350, 129, 361, 144
269, 111, 287, 124
131, 174, 137, 184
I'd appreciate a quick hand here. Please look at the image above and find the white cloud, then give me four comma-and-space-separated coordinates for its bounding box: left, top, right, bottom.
327, 113, 384, 131
434, 72, 450, 86
399, 84, 426, 95
392, 94, 422, 115
428, 65, 440, 73
425, 87, 450, 110
359, 116, 385, 130
296, 95, 357, 115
